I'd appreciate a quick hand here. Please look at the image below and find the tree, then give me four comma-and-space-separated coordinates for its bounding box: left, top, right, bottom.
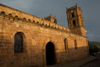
88, 41, 99, 55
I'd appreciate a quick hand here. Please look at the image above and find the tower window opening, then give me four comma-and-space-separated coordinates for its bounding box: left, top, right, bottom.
72, 13, 74, 17
73, 20, 76, 27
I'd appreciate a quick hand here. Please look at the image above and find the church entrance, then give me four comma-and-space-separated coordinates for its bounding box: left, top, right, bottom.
46, 42, 56, 66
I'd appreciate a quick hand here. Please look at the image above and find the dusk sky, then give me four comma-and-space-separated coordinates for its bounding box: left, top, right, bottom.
0, 0, 100, 42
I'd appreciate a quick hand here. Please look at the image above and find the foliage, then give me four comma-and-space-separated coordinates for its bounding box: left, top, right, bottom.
89, 41, 100, 48
88, 41, 99, 55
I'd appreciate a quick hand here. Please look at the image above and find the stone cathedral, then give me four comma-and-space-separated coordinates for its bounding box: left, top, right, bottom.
0, 3, 89, 67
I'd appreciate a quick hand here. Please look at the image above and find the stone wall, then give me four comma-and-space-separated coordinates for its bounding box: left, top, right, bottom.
0, 14, 89, 67
0, 3, 89, 67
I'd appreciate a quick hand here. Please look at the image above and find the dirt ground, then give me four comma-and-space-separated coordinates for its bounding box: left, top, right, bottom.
48, 54, 100, 67
81, 54, 100, 67
81, 59, 100, 67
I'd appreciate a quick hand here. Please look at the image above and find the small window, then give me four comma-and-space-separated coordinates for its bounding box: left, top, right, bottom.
72, 13, 74, 17
33, 20, 35, 23
8, 14, 12, 16
74, 40, 77, 49
15, 16, 18, 18
37, 22, 39, 23
1, 11, 5, 15
73, 20, 76, 27
54, 19, 57, 23
23, 18, 26, 20
64, 38, 68, 50
28, 19, 31, 22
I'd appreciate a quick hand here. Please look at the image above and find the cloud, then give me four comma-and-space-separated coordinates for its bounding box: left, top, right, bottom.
0, 0, 35, 11
85, 30, 89, 33
0, 0, 100, 42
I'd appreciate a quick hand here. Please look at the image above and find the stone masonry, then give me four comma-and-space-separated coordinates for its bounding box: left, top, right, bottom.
0, 3, 89, 67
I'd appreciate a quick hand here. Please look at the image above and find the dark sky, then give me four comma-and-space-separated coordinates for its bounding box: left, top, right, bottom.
0, 0, 100, 42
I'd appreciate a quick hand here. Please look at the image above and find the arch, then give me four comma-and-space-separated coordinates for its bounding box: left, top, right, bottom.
64, 38, 68, 50
8, 13, 12, 16
43, 37, 58, 66
74, 39, 77, 49
15, 15, 18, 18
43, 37, 57, 51
14, 32, 26, 53
37, 21, 39, 23
33, 20, 35, 23
1, 11, 5, 15
73, 20, 76, 27
28, 19, 31, 22
23, 18, 26, 20
46, 42, 56, 65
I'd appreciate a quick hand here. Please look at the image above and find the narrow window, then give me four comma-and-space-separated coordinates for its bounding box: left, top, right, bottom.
14, 32, 24, 53
73, 20, 76, 27
75, 40, 77, 49
1, 11, 5, 15
64, 38, 68, 50
72, 13, 74, 17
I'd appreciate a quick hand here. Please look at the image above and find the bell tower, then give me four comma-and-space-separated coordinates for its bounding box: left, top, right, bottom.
66, 3, 86, 36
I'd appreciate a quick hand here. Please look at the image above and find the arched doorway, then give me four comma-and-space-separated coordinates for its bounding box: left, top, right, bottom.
46, 42, 56, 66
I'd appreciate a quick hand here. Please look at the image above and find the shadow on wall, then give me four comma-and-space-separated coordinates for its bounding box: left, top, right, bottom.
0, 35, 89, 67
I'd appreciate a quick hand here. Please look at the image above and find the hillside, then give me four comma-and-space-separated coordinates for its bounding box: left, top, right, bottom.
89, 41, 100, 48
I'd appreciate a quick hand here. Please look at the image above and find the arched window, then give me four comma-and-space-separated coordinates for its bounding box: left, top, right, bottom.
73, 20, 76, 27
28, 19, 31, 22
23, 18, 26, 20
1, 11, 5, 15
74, 40, 77, 49
14, 32, 25, 53
37, 22, 39, 23
8, 14, 12, 16
33, 20, 35, 23
72, 13, 74, 17
15, 16, 18, 18
64, 38, 68, 50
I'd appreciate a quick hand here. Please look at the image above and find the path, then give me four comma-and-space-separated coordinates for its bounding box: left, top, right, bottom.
48, 56, 99, 67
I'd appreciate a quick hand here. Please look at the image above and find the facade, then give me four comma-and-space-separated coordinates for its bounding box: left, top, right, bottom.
0, 3, 89, 67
